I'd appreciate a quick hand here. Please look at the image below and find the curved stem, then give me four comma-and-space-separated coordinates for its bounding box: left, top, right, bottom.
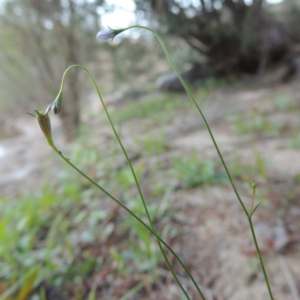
54, 65, 205, 299
119, 26, 274, 300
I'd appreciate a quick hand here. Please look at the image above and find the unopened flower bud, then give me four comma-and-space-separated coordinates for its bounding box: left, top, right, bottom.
96, 30, 114, 41
52, 91, 63, 115
54, 102, 63, 115
34, 108, 53, 146
96, 27, 125, 41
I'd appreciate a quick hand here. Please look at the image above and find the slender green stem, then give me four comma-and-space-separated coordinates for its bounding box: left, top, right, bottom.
49, 141, 202, 297
119, 26, 274, 300
53, 65, 205, 299
95, 95, 191, 296
123, 25, 248, 216
250, 180, 257, 213
85, 70, 190, 299
248, 216, 273, 297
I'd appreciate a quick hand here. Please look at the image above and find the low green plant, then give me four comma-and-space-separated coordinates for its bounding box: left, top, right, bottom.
288, 132, 300, 149
232, 109, 283, 135
110, 92, 189, 126
230, 150, 268, 182
23, 26, 276, 300
273, 91, 297, 112
170, 152, 226, 188
0, 176, 113, 297
135, 131, 168, 156
191, 77, 230, 103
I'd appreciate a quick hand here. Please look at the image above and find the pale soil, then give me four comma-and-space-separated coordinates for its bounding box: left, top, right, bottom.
1, 81, 300, 299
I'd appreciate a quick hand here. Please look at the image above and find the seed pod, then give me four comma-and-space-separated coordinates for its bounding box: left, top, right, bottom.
34, 109, 53, 145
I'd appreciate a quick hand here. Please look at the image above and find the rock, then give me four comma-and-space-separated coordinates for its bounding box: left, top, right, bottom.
156, 63, 208, 92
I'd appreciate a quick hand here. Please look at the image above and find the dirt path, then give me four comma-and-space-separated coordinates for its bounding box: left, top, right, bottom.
0, 115, 62, 196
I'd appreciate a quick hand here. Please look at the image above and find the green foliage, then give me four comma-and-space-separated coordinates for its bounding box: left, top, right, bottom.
0, 177, 107, 296
110, 191, 174, 274
119, 275, 158, 300
124, 218, 158, 269
232, 109, 283, 135
135, 131, 168, 156
110, 93, 190, 125
254, 150, 267, 180
0, 134, 175, 298
230, 151, 268, 182
294, 173, 300, 185
190, 77, 231, 103
0, 267, 39, 300
273, 91, 297, 112
288, 132, 300, 149
114, 164, 143, 190
170, 151, 226, 188
87, 283, 97, 300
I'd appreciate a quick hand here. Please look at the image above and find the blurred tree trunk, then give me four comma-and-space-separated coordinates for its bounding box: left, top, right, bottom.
61, 72, 81, 141
59, 0, 80, 141
0, 0, 104, 141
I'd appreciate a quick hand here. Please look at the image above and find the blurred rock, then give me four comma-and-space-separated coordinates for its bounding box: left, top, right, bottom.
156, 63, 208, 91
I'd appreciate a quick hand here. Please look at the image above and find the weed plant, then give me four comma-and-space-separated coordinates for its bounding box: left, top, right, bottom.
230, 150, 268, 182
110, 92, 190, 126
273, 91, 297, 112
171, 151, 226, 188
232, 109, 284, 135
134, 132, 168, 157
7, 26, 278, 299
288, 132, 300, 149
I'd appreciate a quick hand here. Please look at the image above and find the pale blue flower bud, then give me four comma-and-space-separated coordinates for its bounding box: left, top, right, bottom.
96, 28, 125, 41
96, 30, 115, 41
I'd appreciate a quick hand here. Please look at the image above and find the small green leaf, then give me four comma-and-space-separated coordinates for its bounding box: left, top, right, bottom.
17, 267, 39, 300
88, 283, 97, 300
250, 202, 261, 218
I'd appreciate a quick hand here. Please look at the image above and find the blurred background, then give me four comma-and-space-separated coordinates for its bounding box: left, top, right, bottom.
1, 0, 300, 299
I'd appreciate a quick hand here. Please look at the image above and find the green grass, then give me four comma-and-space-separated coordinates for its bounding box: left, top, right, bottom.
229, 150, 268, 182
231, 109, 284, 135
134, 131, 168, 156
273, 91, 297, 112
288, 132, 300, 149
0, 179, 97, 279
170, 151, 227, 188
0, 137, 175, 298
110, 92, 191, 125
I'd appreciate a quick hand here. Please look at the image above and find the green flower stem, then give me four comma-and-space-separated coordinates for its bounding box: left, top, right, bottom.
248, 215, 272, 293
53, 65, 205, 299
119, 25, 274, 300
48, 140, 201, 298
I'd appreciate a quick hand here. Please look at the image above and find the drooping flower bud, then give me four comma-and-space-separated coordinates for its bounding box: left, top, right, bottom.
53, 91, 63, 115
96, 30, 115, 41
